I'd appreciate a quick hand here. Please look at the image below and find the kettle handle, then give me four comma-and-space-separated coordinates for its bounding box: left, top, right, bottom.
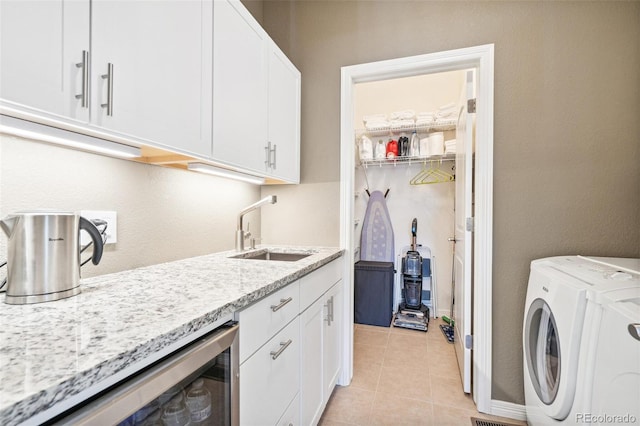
80, 217, 104, 265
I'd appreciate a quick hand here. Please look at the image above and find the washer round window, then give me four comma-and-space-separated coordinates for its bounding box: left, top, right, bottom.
525, 298, 561, 405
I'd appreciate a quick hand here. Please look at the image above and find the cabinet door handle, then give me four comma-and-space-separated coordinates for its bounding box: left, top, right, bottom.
101, 63, 114, 116
264, 141, 271, 168
324, 299, 332, 326
75, 50, 89, 108
330, 295, 335, 322
270, 339, 292, 360
270, 297, 293, 312
270, 143, 277, 169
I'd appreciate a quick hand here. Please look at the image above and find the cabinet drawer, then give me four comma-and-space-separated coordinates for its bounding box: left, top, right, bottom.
300, 259, 342, 311
237, 280, 299, 362
240, 317, 300, 426
277, 392, 300, 426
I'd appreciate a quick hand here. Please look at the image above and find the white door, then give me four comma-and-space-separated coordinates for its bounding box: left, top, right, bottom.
0, 0, 90, 121
453, 69, 475, 394
91, 0, 212, 157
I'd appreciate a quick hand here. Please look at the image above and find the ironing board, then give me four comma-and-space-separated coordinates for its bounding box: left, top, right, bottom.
360, 190, 394, 262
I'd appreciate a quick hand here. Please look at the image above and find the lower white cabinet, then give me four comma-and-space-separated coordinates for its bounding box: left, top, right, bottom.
237, 257, 343, 426
323, 280, 343, 400
240, 318, 300, 426
300, 279, 343, 426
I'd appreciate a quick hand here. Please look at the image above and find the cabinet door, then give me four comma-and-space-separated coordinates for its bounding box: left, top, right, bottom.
90, 0, 212, 157
240, 318, 300, 426
300, 296, 325, 426
267, 41, 300, 183
212, 0, 268, 174
0, 0, 89, 122
323, 280, 343, 399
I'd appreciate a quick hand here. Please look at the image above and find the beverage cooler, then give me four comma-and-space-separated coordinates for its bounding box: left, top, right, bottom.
54, 322, 239, 426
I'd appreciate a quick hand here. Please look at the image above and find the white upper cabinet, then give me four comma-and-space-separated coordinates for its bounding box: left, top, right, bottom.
267, 41, 301, 183
1, 0, 300, 183
212, 0, 268, 174
212, 0, 300, 183
90, 0, 212, 157
0, 0, 90, 122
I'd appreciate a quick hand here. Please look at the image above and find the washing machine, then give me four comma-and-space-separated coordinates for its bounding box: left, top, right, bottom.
523, 256, 640, 425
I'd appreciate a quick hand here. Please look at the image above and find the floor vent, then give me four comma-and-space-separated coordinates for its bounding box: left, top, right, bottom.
470, 417, 522, 426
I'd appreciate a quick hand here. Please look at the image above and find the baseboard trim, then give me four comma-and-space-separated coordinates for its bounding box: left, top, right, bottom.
490, 400, 527, 422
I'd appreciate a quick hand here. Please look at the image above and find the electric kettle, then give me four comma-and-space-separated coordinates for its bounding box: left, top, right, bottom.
0, 210, 104, 305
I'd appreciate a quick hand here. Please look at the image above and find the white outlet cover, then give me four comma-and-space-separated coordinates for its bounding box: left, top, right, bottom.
80, 210, 117, 245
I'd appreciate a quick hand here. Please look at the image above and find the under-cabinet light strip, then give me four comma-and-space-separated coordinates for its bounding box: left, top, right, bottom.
0, 115, 141, 159
187, 162, 265, 185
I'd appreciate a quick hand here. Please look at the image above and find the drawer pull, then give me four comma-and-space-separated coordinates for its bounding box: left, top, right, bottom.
270, 297, 293, 312
270, 339, 292, 360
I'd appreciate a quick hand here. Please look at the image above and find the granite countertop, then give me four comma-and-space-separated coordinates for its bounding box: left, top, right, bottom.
0, 246, 343, 424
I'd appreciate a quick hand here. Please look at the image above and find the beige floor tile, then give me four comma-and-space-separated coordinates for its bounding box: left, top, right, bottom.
321, 385, 375, 425
383, 342, 430, 373
369, 393, 434, 426
378, 363, 432, 402
354, 343, 386, 366
356, 323, 391, 333
432, 403, 483, 425
387, 330, 429, 348
354, 327, 390, 347
350, 357, 382, 391
427, 350, 459, 379
429, 375, 476, 411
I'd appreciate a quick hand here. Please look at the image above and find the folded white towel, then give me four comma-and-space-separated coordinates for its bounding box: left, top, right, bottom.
389, 119, 415, 129
389, 110, 416, 120
363, 113, 387, 123
444, 139, 457, 147
365, 121, 390, 131
415, 119, 434, 127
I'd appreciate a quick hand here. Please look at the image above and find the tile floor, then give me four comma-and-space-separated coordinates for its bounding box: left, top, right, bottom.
319, 318, 527, 426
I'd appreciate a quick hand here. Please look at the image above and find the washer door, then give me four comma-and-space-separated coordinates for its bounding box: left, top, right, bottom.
525, 299, 561, 405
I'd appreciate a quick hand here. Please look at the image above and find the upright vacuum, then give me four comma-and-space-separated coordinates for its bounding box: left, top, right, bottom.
393, 218, 430, 332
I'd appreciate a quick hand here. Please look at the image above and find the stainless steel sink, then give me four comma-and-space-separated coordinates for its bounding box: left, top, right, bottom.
231, 250, 312, 262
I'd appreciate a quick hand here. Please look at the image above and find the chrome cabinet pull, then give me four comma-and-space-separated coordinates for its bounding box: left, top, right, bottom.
330, 295, 335, 322
264, 141, 271, 168
270, 143, 277, 169
270, 297, 293, 312
270, 339, 292, 360
101, 63, 114, 116
324, 298, 332, 326
75, 50, 89, 108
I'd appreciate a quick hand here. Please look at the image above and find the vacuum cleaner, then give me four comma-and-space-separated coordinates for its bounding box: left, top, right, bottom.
393, 218, 430, 332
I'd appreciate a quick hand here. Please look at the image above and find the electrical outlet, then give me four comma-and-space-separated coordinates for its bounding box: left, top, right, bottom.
80, 210, 117, 245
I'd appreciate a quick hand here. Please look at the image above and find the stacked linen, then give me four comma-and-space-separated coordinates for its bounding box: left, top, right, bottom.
389, 109, 415, 130
363, 114, 389, 131
435, 103, 460, 124
444, 138, 457, 154
415, 112, 435, 127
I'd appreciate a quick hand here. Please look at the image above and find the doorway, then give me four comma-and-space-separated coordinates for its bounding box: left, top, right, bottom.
339, 44, 494, 414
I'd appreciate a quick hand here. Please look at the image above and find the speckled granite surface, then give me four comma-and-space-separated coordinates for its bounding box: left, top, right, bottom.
0, 246, 343, 424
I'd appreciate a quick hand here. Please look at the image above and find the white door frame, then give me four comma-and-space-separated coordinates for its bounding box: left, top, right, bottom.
338, 44, 494, 414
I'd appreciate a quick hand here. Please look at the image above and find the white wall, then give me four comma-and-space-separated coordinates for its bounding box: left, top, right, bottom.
0, 134, 262, 278
353, 71, 465, 316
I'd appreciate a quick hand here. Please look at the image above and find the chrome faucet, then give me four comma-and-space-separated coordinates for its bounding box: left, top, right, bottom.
236, 195, 277, 251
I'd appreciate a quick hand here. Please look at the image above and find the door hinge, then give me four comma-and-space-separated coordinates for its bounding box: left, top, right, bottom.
465, 334, 473, 349
466, 217, 474, 232
467, 98, 476, 113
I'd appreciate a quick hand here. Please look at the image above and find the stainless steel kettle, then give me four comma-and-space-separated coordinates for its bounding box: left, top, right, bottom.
0, 210, 104, 305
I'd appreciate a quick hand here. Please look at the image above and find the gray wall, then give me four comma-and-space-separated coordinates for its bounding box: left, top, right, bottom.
255, 0, 640, 405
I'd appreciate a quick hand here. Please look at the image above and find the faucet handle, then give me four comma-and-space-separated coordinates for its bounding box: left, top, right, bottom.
250, 237, 262, 250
